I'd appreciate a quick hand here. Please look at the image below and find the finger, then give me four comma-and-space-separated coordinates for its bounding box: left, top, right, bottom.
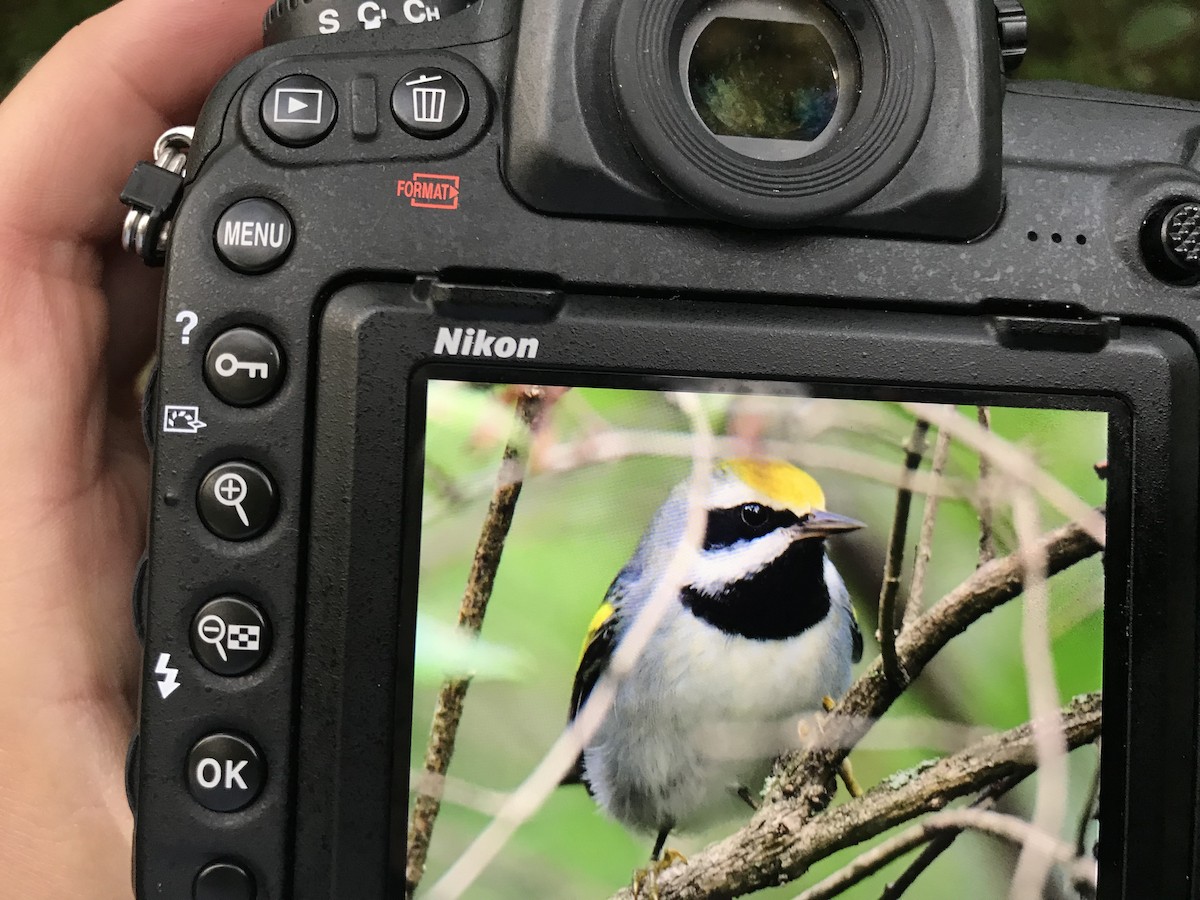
101, 242, 164, 388
0, 0, 265, 250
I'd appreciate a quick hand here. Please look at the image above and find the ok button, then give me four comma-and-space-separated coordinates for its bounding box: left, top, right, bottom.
187, 734, 264, 812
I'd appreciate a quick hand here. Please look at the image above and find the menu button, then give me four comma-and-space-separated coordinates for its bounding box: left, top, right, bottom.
215, 199, 294, 274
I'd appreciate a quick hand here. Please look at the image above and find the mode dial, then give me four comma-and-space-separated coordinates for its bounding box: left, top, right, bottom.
1142, 200, 1200, 285
264, 0, 473, 46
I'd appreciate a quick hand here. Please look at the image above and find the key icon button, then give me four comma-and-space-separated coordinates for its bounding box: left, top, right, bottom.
215, 353, 270, 381
205, 328, 284, 407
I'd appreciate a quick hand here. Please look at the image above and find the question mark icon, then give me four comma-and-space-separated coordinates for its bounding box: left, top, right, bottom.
176, 311, 199, 346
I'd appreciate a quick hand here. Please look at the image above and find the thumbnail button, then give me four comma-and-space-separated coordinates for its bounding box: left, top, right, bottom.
187, 733, 264, 813
392, 67, 467, 138
192, 597, 271, 677
198, 462, 278, 542
214, 199, 294, 274
194, 861, 256, 900
205, 328, 285, 407
261, 74, 337, 147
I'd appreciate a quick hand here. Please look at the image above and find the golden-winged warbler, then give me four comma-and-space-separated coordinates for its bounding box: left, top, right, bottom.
564, 459, 864, 863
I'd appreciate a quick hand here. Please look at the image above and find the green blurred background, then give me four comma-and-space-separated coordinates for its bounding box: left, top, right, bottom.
2, 0, 1199, 100
413, 384, 1106, 898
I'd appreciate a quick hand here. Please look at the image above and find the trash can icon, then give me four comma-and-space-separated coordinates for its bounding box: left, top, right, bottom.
408, 74, 448, 124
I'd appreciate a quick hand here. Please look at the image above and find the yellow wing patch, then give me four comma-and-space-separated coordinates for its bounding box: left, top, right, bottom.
724, 459, 826, 514
578, 601, 616, 666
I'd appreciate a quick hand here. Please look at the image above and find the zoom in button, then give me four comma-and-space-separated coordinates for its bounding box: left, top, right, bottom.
198, 462, 278, 541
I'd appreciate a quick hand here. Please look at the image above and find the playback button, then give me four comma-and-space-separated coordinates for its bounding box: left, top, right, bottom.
261, 74, 337, 147
205, 328, 284, 407
192, 597, 271, 677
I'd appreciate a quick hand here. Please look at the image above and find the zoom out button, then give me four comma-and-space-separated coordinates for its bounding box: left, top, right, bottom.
192, 597, 271, 677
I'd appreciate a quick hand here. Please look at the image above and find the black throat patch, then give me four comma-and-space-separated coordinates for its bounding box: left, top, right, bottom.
681, 538, 832, 641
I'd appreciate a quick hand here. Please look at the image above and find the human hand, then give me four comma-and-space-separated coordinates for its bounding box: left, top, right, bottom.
0, 2, 263, 896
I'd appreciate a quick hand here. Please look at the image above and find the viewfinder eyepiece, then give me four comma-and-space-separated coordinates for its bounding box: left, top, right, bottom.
684, 4, 861, 161
612, 0, 935, 227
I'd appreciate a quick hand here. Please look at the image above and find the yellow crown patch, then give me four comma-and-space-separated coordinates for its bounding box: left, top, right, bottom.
724, 459, 826, 513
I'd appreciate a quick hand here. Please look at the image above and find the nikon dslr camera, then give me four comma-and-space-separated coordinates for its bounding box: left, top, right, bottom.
120, 0, 1200, 898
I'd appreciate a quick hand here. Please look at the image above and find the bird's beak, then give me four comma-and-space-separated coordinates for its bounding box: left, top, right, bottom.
798, 510, 865, 539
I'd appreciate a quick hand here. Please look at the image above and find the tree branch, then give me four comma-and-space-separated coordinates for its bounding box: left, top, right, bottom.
977, 407, 996, 564
405, 389, 550, 897
607, 514, 1103, 900
1010, 489, 1069, 898
616, 693, 1100, 900
793, 805, 1097, 900
905, 427, 951, 628
795, 771, 1026, 900
877, 772, 1028, 900
611, 694, 1100, 900
878, 420, 929, 686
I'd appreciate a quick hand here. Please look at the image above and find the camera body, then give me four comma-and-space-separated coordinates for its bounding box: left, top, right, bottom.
124, 1, 1200, 898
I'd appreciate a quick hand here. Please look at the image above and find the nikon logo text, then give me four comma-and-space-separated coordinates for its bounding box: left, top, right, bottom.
434, 327, 540, 360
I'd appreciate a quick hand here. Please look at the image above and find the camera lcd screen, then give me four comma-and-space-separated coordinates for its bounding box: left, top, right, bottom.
401, 378, 1110, 899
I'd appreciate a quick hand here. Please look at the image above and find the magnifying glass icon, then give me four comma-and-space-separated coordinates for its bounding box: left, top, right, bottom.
213, 472, 251, 527
197, 614, 228, 662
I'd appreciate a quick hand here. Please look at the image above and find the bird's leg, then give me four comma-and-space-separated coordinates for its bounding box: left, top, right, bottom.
822, 696, 864, 799
652, 827, 671, 862
632, 825, 686, 899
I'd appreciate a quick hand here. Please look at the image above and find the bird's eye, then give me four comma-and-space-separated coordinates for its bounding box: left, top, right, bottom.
740, 503, 769, 530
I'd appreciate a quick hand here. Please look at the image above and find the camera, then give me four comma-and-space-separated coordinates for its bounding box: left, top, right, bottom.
119, 0, 1200, 898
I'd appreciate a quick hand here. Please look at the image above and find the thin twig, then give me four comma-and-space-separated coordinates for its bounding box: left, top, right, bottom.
1076, 741, 1102, 859
902, 403, 1105, 545
426, 393, 716, 900
535, 431, 972, 504
905, 427, 952, 628
405, 389, 549, 897
878, 772, 1028, 899
1010, 490, 1068, 900
611, 693, 1102, 900
878, 420, 930, 685
792, 821, 935, 900
793, 772, 1023, 900
921, 809, 1096, 890
977, 407, 996, 564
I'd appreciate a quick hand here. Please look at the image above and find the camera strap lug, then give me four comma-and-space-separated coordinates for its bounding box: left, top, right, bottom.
992, 313, 1120, 352
120, 126, 194, 266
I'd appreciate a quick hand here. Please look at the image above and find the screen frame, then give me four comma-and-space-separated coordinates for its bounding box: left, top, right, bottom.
296, 282, 1199, 900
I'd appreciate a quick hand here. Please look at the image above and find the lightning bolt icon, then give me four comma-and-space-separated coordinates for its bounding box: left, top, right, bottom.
155, 652, 181, 699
